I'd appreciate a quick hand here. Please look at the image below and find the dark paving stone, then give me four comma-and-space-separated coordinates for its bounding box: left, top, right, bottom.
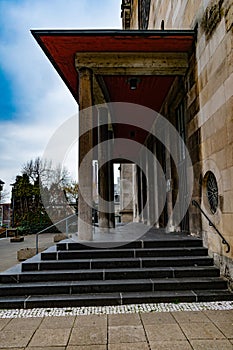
91, 258, 141, 269
121, 291, 197, 304
173, 266, 220, 278
105, 267, 173, 280
194, 289, 233, 302
57, 249, 135, 260
25, 293, 122, 308
71, 279, 153, 294
0, 296, 26, 309
135, 247, 208, 257
141, 256, 213, 267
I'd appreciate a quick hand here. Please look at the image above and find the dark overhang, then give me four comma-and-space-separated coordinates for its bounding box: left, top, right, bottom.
31, 29, 196, 103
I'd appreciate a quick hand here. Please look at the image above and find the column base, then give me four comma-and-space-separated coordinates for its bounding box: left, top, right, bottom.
119, 210, 133, 223
78, 219, 93, 241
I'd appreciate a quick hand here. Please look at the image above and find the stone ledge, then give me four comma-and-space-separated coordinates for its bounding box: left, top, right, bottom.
17, 247, 43, 261
10, 236, 24, 243
54, 233, 67, 243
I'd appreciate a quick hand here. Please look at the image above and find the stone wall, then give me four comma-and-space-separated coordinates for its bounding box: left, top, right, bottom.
128, 0, 233, 275
196, 1, 233, 274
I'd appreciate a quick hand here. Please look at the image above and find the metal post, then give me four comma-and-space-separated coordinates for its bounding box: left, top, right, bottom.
66, 218, 68, 237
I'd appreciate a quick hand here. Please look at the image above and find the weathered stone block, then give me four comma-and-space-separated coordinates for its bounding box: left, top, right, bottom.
10, 236, 24, 243
17, 247, 42, 261
201, 0, 224, 39
225, 0, 233, 31
53, 233, 67, 242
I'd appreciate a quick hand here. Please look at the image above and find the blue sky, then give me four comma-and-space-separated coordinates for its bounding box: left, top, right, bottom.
0, 0, 121, 200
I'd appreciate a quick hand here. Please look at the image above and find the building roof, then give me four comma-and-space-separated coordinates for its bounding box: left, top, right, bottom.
31, 29, 196, 160
31, 29, 196, 104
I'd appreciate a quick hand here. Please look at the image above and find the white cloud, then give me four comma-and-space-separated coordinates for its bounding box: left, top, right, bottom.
0, 0, 121, 200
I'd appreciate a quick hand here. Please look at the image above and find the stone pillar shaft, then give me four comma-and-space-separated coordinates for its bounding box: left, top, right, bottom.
98, 107, 109, 230
78, 67, 93, 241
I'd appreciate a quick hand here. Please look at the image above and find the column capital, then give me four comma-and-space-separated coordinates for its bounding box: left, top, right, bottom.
78, 66, 93, 77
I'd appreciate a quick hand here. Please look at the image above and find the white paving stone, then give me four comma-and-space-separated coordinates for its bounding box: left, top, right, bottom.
0, 301, 233, 318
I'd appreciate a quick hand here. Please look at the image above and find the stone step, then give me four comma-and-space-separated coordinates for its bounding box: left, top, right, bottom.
0, 277, 228, 296
21, 256, 213, 272
0, 289, 232, 309
57, 238, 203, 251
1, 231, 231, 310
0, 266, 220, 283
41, 247, 208, 261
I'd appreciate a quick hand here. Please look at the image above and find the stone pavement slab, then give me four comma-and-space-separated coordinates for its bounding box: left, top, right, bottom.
108, 343, 149, 349
66, 346, 106, 350
0, 348, 24, 350
39, 315, 75, 329
190, 339, 233, 349
4, 317, 42, 330
28, 328, 71, 347
0, 308, 233, 348
108, 325, 147, 343
108, 313, 141, 326
69, 326, 107, 346
149, 340, 193, 350
0, 329, 35, 348
74, 314, 107, 327
0, 318, 11, 331
140, 311, 176, 324
203, 309, 233, 322
171, 310, 211, 323
213, 322, 233, 338
26, 348, 65, 350
145, 323, 186, 341
180, 322, 226, 340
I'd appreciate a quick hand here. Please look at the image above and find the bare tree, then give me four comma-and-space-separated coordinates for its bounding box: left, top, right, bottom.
0, 189, 9, 204
22, 157, 70, 189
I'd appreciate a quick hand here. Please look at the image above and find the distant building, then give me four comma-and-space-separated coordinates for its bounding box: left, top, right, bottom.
0, 203, 11, 227
0, 179, 4, 196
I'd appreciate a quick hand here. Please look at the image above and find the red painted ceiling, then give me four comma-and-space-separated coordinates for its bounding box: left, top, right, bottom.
32, 30, 195, 160
102, 75, 175, 112
32, 30, 195, 103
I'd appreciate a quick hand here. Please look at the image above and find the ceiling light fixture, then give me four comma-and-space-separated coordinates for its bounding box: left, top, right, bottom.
128, 77, 140, 90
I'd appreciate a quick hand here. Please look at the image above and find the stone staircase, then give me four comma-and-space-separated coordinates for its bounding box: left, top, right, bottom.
0, 230, 232, 309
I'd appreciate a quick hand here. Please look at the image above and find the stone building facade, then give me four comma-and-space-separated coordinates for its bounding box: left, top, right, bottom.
32, 0, 232, 284
121, 0, 233, 281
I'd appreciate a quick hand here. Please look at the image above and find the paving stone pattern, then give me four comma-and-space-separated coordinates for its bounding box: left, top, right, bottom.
0, 310, 232, 349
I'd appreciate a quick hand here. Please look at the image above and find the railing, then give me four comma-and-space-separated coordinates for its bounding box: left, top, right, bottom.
36, 214, 77, 254
192, 200, 230, 253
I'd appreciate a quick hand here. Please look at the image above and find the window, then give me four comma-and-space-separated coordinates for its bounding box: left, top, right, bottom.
205, 171, 218, 214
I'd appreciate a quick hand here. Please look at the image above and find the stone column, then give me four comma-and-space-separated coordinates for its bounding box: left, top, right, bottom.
153, 143, 160, 228
78, 67, 93, 241
136, 165, 142, 222
146, 143, 156, 226
108, 131, 115, 228
120, 164, 133, 223
165, 137, 175, 233
141, 158, 147, 224
98, 107, 109, 230
138, 155, 147, 224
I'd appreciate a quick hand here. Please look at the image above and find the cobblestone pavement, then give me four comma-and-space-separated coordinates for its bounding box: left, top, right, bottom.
0, 308, 232, 349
